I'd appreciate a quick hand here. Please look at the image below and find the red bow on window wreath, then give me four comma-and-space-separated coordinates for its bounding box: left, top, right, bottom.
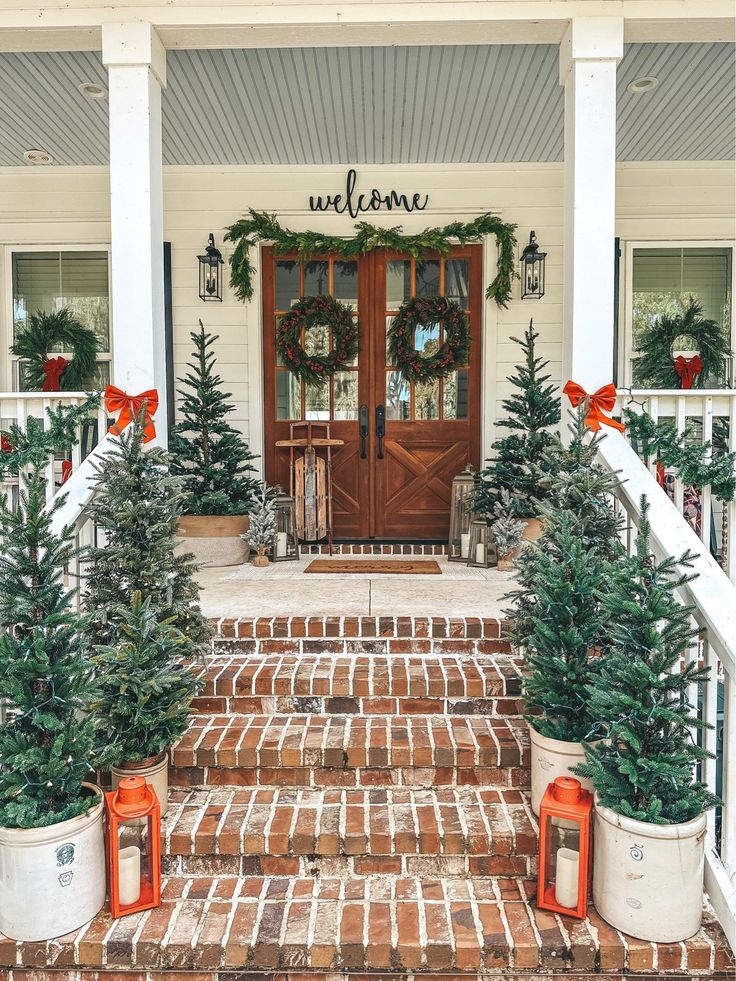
674, 355, 703, 390
41, 356, 70, 392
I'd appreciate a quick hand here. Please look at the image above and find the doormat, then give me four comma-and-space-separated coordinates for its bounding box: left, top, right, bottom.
304, 559, 442, 575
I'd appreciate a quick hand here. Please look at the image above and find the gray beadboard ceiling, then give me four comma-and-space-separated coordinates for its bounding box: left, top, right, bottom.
0, 42, 733, 167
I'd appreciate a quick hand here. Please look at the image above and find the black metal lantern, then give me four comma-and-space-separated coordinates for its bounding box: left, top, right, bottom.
198, 233, 224, 302
466, 518, 497, 568
448, 463, 476, 562
520, 231, 546, 299
273, 492, 300, 561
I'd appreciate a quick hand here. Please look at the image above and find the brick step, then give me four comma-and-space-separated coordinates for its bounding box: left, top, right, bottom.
1, 875, 729, 976
195, 653, 523, 717
170, 714, 530, 789
162, 787, 537, 878
212, 615, 509, 644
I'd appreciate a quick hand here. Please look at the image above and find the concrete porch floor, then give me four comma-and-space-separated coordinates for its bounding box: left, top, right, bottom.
197, 554, 513, 619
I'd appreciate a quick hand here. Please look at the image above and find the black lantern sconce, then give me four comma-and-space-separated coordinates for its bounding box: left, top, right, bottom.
198, 233, 224, 302
520, 231, 546, 299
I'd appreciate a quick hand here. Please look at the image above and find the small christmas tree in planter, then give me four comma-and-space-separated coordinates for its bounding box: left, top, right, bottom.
0, 408, 106, 942
491, 489, 525, 570
474, 320, 560, 534
84, 418, 211, 813
245, 483, 277, 567
90, 592, 201, 813
574, 496, 718, 943
170, 322, 260, 566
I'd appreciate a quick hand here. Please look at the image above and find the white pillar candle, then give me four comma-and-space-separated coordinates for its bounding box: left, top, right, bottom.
460, 533, 470, 558
555, 847, 580, 908
276, 532, 288, 557
475, 542, 485, 564
118, 845, 141, 906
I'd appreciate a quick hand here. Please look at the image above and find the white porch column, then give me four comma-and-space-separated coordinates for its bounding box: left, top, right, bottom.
102, 23, 168, 442
559, 17, 623, 397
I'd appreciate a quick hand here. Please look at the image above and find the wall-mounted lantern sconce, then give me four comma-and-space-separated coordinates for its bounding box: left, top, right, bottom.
198, 233, 224, 302
520, 231, 546, 299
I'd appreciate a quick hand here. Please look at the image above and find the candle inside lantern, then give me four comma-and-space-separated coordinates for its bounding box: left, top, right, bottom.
475, 542, 485, 564
118, 845, 141, 907
555, 847, 580, 908
276, 532, 288, 557
461, 533, 470, 558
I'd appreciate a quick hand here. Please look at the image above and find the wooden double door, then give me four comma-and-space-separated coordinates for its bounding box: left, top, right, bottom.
263, 246, 482, 540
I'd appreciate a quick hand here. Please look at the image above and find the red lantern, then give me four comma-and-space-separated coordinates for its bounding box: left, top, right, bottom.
105, 776, 161, 918
537, 776, 593, 920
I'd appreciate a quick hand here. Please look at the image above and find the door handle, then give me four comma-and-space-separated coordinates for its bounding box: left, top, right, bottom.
359, 404, 369, 459
375, 404, 386, 460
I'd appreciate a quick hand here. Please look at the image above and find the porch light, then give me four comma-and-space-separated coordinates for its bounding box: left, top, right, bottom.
273, 491, 300, 561
448, 463, 476, 562
198, 233, 224, 302
520, 231, 546, 299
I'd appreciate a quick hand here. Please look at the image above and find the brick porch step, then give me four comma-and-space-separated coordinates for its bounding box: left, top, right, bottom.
2, 875, 730, 976
194, 653, 524, 717
169, 714, 530, 789
162, 787, 537, 878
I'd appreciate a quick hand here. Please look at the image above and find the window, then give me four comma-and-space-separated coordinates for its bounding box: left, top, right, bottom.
11, 250, 111, 389
625, 244, 733, 386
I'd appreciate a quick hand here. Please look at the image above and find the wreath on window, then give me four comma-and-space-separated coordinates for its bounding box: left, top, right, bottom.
387, 296, 470, 384
276, 294, 359, 385
11, 308, 100, 391
633, 297, 732, 390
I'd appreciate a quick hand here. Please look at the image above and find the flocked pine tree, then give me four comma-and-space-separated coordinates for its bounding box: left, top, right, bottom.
84, 417, 211, 661
90, 593, 201, 768
0, 409, 100, 829
575, 496, 719, 824
474, 320, 560, 517
245, 483, 277, 563
170, 322, 259, 515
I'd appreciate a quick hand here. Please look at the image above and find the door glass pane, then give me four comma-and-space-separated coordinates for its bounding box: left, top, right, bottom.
304, 321, 330, 357
305, 381, 330, 420
443, 369, 469, 419
386, 370, 410, 420
415, 260, 440, 297
415, 378, 440, 420
445, 259, 469, 307
333, 371, 358, 420
276, 371, 301, 419
414, 321, 441, 358
304, 261, 329, 297
334, 261, 358, 310
275, 260, 300, 310
386, 260, 411, 308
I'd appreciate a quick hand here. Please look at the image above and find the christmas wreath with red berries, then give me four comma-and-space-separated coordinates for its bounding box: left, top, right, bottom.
276, 295, 359, 385
387, 296, 470, 383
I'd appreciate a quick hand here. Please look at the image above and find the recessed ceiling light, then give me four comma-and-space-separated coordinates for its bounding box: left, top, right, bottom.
23, 149, 53, 165
628, 76, 659, 94
78, 81, 107, 100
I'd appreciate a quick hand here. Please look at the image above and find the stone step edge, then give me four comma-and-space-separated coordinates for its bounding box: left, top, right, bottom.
211, 615, 510, 641
0, 876, 729, 977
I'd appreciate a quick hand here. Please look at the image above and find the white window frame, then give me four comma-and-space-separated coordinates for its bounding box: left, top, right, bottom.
2, 244, 113, 392
620, 239, 736, 389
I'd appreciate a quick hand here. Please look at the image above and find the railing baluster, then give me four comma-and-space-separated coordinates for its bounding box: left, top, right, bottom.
648, 395, 659, 480
728, 397, 736, 583
701, 396, 713, 553
721, 668, 736, 872
674, 395, 687, 516
701, 635, 719, 844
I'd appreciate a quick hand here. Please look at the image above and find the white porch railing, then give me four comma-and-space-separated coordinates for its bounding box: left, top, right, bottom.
617, 389, 736, 583
598, 429, 736, 951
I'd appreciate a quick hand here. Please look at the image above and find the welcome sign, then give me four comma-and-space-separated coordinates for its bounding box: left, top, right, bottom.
309, 169, 429, 217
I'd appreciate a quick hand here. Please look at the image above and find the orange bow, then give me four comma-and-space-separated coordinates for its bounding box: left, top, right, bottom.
104, 385, 159, 443
563, 381, 625, 433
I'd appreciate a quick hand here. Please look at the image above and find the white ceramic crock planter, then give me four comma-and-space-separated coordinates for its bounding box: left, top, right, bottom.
0, 783, 105, 941
593, 800, 706, 942
112, 751, 169, 818
177, 514, 250, 567
529, 724, 594, 816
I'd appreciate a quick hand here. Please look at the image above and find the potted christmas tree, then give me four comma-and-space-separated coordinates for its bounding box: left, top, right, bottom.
245, 482, 277, 567
170, 322, 259, 565
474, 320, 559, 537
0, 411, 105, 941
510, 407, 624, 813
84, 418, 210, 814
575, 496, 718, 942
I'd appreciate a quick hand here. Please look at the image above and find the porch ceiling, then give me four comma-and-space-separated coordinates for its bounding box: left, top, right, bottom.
0, 42, 733, 168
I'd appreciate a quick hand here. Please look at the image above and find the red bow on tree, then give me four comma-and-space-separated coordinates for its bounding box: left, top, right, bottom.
674, 355, 703, 390
563, 381, 625, 433
41, 356, 70, 392
104, 385, 159, 443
